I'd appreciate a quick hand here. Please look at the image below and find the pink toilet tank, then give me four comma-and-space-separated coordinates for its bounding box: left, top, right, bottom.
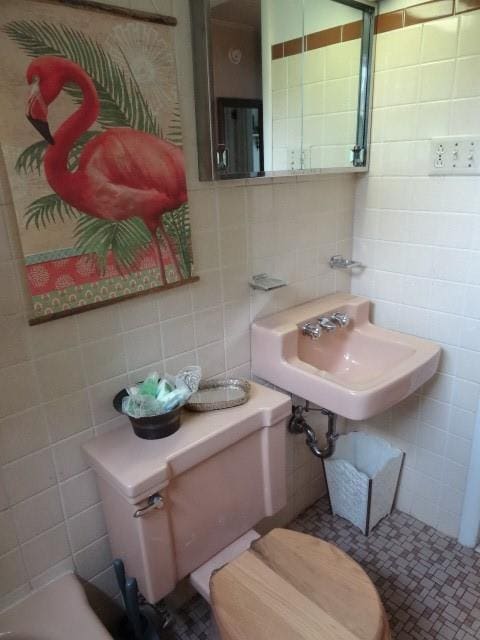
83, 382, 291, 604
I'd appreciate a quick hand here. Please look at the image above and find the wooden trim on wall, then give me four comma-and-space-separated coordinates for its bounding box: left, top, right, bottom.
305, 26, 341, 51
375, 10, 405, 33
342, 20, 363, 42
455, 0, 480, 13
271, 42, 284, 60
283, 36, 303, 56
272, 0, 480, 59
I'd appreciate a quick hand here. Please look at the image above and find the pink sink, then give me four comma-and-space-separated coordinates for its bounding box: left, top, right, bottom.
251, 294, 441, 420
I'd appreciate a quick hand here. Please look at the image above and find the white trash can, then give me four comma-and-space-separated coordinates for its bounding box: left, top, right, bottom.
324, 432, 404, 535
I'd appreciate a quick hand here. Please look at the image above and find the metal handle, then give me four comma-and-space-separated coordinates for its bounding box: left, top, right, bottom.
317, 316, 337, 332
301, 322, 321, 340
133, 493, 164, 518
330, 312, 350, 328
216, 147, 229, 170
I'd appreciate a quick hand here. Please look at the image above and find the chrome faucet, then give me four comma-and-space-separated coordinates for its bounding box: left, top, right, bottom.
317, 316, 337, 332
301, 313, 351, 340
330, 312, 350, 328
301, 322, 322, 340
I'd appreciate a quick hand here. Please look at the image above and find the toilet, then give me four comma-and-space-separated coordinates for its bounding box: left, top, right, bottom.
210, 528, 390, 640
84, 382, 390, 639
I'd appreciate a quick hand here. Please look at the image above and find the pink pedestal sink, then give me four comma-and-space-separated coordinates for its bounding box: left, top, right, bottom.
252, 293, 441, 420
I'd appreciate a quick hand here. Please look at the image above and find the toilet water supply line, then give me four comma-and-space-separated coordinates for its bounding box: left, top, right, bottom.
288, 402, 338, 458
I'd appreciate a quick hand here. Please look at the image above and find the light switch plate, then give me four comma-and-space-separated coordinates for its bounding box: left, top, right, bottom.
430, 137, 480, 175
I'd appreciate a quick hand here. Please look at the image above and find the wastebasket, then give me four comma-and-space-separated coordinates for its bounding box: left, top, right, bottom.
324, 432, 404, 535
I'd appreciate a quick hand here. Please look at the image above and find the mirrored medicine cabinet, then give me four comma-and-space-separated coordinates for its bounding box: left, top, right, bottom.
190, 0, 376, 181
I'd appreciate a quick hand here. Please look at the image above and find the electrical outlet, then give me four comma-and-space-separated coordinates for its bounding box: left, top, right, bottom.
433, 142, 446, 169
430, 137, 480, 175
287, 148, 302, 171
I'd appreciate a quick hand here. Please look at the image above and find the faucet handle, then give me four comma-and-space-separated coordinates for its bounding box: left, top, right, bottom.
330, 312, 350, 328
317, 316, 337, 332
301, 322, 322, 340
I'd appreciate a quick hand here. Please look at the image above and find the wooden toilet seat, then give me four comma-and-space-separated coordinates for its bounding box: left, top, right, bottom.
210, 528, 391, 640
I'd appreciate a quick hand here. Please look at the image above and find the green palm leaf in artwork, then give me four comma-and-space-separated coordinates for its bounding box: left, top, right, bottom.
73, 215, 152, 274
16, 130, 101, 175
3, 20, 160, 135
25, 193, 80, 229
26, 192, 154, 275
4, 20, 189, 277
15, 140, 48, 175
166, 104, 183, 146
162, 204, 193, 278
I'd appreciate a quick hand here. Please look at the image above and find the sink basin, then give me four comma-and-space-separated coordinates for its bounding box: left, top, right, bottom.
251, 294, 441, 420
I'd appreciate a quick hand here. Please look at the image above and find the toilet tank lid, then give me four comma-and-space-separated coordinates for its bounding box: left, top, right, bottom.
82, 382, 291, 503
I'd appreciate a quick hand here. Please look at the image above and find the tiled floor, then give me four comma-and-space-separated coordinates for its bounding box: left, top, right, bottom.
172, 498, 480, 640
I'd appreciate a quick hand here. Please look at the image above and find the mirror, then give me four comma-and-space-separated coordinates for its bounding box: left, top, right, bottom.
217, 98, 264, 173
190, 0, 375, 180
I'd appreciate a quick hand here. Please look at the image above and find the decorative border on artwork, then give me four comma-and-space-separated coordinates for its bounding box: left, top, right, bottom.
272, 0, 480, 59
25, 247, 83, 265
29, 274, 200, 325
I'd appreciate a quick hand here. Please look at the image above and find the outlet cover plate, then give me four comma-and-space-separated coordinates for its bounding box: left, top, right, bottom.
430, 137, 480, 175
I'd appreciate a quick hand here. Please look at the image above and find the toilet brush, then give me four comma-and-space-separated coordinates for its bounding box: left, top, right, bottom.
113, 558, 173, 640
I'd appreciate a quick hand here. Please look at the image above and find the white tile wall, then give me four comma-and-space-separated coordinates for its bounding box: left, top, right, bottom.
271, 39, 360, 170
350, 12, 480, 539
0, 0, 354, 611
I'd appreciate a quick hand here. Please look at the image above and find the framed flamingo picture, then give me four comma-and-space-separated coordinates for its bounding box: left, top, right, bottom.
0, 0, 197, 324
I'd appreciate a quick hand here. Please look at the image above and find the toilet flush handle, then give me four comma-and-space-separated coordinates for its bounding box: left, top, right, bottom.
133, 493, 164, 518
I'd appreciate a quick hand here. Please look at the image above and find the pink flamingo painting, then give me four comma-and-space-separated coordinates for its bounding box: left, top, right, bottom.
25, 55, 188, 284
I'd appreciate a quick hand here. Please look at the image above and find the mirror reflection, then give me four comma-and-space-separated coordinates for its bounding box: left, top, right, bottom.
265, 0, 363, 171
217, 98, 264, 173
196, 0, 374, 179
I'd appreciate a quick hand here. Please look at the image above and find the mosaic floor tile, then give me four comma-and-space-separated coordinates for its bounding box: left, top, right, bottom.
170, 498, 480, 639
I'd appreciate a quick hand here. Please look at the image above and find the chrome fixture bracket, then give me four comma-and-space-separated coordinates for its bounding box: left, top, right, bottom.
249, 273, 287, 291
329, 254, 364, 270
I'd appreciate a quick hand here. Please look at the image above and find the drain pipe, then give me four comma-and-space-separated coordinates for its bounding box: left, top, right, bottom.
288, 402, 338, 459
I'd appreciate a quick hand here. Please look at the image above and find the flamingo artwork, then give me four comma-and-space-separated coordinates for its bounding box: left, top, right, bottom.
25, 55, 188, 285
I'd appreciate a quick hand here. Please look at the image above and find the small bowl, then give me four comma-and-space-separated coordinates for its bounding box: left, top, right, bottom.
113, 389, 181, 440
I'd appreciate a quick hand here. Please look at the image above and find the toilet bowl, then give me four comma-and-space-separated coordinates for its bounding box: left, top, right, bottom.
211, 528, 391, 640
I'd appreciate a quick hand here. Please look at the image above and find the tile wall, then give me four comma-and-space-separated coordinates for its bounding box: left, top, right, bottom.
350, 10, 480, 538
271, 40, 360, 170
0, 0, 354, 611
